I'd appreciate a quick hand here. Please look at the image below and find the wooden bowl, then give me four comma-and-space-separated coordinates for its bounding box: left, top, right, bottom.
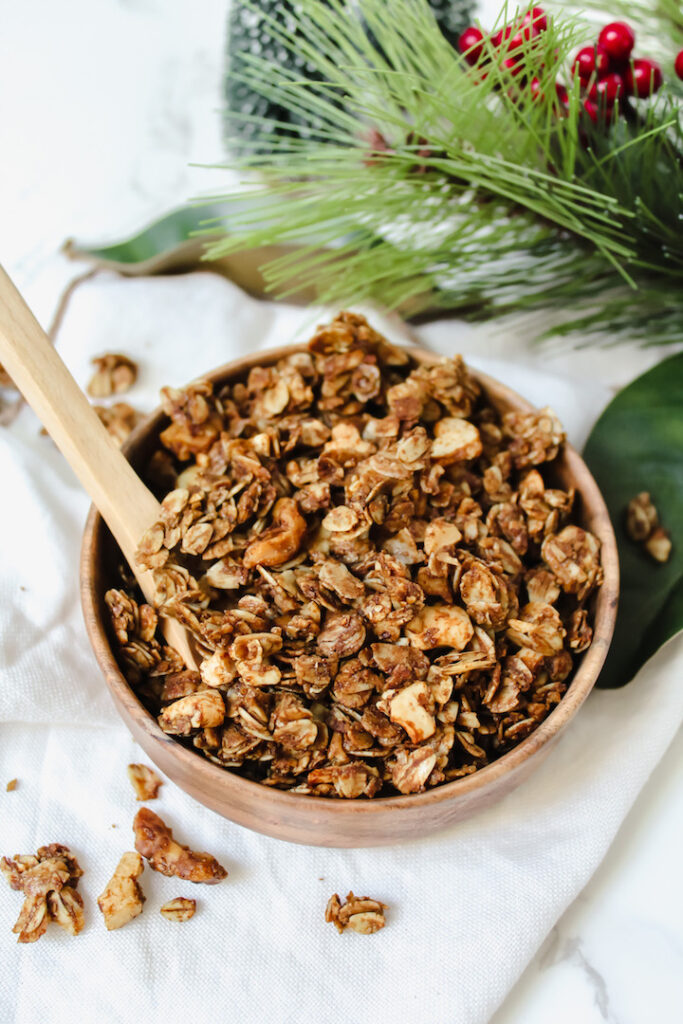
81, 345, 618, 847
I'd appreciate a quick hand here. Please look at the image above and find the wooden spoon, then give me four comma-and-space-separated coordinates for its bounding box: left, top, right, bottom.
0, 264, 198, 669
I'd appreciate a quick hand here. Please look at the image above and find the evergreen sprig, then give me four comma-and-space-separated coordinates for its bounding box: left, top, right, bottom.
206, 0, 683, 345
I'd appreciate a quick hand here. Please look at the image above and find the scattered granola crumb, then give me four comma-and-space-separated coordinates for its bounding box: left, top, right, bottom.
625, 492, 658, 542
325, 891, 387, 935
127, 763, 162, 801
1, 844, 84, 943
93, 402, 143, 446
105, 312, 603, 798
159, 897, 196, 922
133, 808, 227, 884
6, 779, 17, 792
625, 492, 672, 564
87, 352, 138, 397
645, 526, 672, 564
97, 852, 145, 931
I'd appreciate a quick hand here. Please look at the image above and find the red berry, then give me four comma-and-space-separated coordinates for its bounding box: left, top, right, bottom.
529, 76, 543, 99
676, 49, 683, 80
458, 26, 485, 66
507, 28, 526, 51
555, 82, 569, 108
572, 45, 610, 81
501, 55, 524, 78
588, 71, 624, 105
582, 97, 617, 125
598, 22, 635, 63
582, 98, 600, 123
522, 7, 548, 34
492, 26, 512, 49
625, 58, 663, 98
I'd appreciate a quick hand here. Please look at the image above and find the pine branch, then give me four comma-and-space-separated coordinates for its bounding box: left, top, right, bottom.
208, 0, 683, 345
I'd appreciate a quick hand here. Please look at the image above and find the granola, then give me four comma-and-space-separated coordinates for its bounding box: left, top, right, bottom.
87, 352, 138, 397
104, 312, 603, 798
159, 896, 196, 921
127, 763, 163, 801
645, 527, 672, 564
133, 808, 227, 883
97, 851, 146, 930
1, 844, 84, 943
625, 492, 672, 564
325, 891, 386, 934
6, 779, 17, 792
94, 402, 143, 446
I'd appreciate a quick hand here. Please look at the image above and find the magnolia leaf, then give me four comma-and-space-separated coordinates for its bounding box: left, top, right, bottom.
583, 353, 683, 688
63, 202, 325, 304
64, 203, 227, 273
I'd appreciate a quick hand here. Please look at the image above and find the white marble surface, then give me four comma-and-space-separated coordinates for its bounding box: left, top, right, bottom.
1, 2, 681, 1021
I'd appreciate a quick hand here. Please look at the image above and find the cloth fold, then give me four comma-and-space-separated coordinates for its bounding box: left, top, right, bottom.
1, 271, 681, 1024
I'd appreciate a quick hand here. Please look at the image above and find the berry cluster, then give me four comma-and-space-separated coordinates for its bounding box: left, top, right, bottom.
458, 7, 547, 76
572, 22, 662, 123
458, 12, 668, 127
458, 8, 568, 109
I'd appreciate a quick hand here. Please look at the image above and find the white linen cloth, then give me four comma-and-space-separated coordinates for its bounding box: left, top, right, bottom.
1, 270, 681, 1024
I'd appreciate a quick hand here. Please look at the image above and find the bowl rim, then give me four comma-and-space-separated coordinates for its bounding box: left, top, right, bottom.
80, 342, 619, 817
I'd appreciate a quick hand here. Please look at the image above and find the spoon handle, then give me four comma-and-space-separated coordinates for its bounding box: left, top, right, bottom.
0, 264, 160, 586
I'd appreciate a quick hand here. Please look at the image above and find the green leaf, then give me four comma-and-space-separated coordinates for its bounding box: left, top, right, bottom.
63, 202, 333, 305
583, 354, 683, 688
64, 203, 228, 271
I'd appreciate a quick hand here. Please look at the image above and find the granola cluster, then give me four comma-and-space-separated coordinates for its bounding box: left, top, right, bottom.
625, 492, 672, 564
325, 891, 386, 934
94, 401, 143, 447
87, 352, 137, 398
105, 312, 603, 798
1, 844, 84, 943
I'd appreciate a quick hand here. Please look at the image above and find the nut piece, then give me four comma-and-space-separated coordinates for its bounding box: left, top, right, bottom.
97, 852, 145, 931
158, 691, 225, 735
405, 605, 474, 651
325, 891, 387, 934
1, 844, 84, 943
385, 681, 435, 743
322, 506, 359, 532
431, 417, 482, 464
127, 763, 163, 801
645, 526, 672, 564
6, 778, 17, 792
243, 498, 307, 568
87, 352, 138, 397
159, 897, 196, 922
423, 519, 462, 555
133, 808, 227, 884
